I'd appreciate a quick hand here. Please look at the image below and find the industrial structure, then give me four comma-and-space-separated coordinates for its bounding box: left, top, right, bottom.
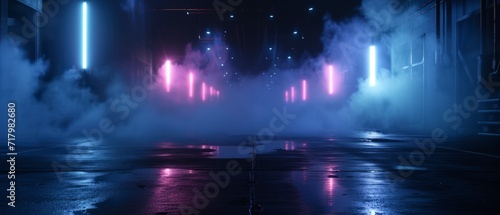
389, 0, 500, 135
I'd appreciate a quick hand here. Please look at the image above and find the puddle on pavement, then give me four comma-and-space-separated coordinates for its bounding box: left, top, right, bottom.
156, 140, 308, 158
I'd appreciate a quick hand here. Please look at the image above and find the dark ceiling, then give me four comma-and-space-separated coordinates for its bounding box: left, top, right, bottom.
148, 0, 362, 74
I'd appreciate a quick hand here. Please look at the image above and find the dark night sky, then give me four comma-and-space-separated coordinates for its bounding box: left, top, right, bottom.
149, 0, 362, 74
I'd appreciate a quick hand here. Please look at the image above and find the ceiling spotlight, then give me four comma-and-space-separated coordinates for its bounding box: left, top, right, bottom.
308, 7, 314, 11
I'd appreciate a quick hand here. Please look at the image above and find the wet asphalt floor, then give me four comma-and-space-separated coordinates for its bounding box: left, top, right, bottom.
1, 132, 499, 214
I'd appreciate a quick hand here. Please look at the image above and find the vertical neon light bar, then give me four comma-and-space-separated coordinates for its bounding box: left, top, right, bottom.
82, 2, 88, 69
285, 91, 289, 103
329, 65, 334, 94
189, 72, 194, 98
202, 82, 206, 101
369, 45, 376, 87
291, 86, 295, 103
165, 60, 171, 92
302, 79, 307, 101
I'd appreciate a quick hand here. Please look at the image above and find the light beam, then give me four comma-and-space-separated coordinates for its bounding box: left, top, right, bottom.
202, 82, 206, 101
82, 2, 88, 69
165, 60, 171, 92
189, 72, 194, 98
329, 65, 334, 94
369, 45, 377, 87
302, 79, 307, 101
